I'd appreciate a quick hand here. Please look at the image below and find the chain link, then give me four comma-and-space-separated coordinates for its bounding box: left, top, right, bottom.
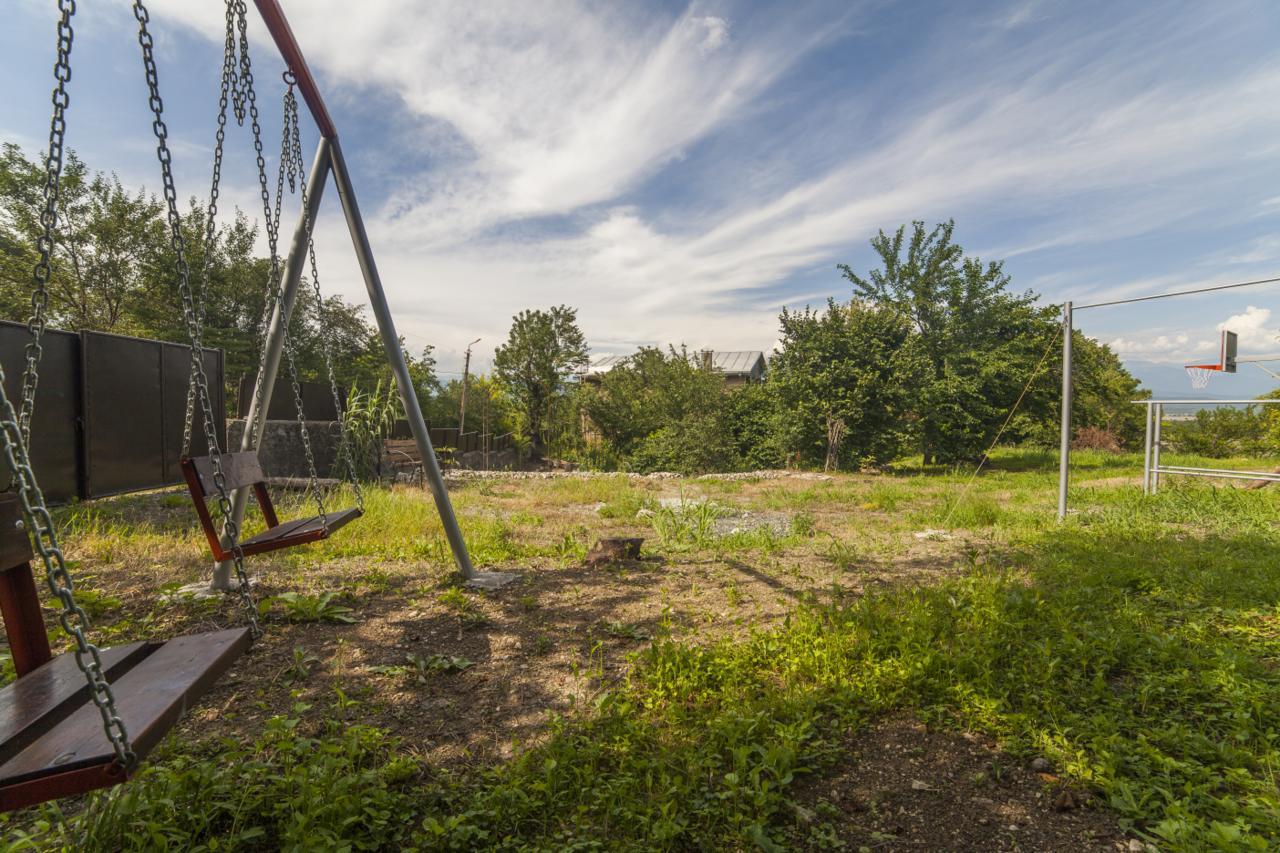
233, 0, 283, 451
133, 0, 258, 636
182, 0, 240, 457
19, 0, 76, 445
282, 78, 364, 512
3, 0, 132, 766
222, 2, 328, 527
275, 81, 329, 523
0, 370, 134, 768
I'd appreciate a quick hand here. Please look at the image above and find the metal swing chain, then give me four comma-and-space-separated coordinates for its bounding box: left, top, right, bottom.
19, 0, 76, 445
182, 0, 240, 457
230, 0, 285, 451
0, 370, 134, 768
282, 77, 364, 512
2, 3, 136, 768
272, 83, 329, 526
224, 3, 326, 529
132, 0, 259, 636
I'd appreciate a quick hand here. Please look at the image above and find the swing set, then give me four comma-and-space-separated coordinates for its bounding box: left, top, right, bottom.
0, 0, 487, 811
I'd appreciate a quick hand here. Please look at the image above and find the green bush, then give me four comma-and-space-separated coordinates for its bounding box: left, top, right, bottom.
18, 709, 419, 851
1163, 406, 1276, 458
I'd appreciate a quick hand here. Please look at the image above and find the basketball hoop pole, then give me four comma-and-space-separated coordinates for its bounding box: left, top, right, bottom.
1059, 275, 1280, 519
1057, 301, 1072, 520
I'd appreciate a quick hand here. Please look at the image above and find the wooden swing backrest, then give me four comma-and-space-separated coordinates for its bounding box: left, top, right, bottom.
181, 452, 280, 556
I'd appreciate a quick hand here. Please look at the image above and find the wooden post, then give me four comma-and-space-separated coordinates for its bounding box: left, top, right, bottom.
0, 495, 51, 676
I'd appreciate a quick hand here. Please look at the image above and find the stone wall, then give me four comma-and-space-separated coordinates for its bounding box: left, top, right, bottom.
227, 419, 350, 480
228, 419, 521, 479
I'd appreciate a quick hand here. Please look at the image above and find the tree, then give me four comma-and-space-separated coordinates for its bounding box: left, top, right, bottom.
1010, 330, 1149, 450
1069, 332, 1149, 448
0, 144, 415, 413
580, 346, 739, 473
770, 299, 922, 468
492, 305, 589, 454
840, 220, 1052, 463
1, 143, 164, 334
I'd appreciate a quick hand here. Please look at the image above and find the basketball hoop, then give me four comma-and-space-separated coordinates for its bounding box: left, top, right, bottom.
1185, 364, 1220, 389
1182, 330, 1236, 390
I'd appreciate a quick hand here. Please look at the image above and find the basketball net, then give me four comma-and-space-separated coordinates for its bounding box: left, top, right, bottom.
1185, 365, 1219, 390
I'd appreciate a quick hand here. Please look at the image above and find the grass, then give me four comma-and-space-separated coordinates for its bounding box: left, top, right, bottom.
6, 449, 1280, 849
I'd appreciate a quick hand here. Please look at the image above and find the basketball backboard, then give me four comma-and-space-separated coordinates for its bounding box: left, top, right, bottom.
1184, 329, 1236, 388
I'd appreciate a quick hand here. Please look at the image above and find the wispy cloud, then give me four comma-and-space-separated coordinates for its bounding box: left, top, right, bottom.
1108, 306, 1280, 363
135, 0, 1280, 371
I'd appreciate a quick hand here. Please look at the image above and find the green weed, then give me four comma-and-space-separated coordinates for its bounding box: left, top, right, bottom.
271, 591, 358, 625
26, 705, 418, 850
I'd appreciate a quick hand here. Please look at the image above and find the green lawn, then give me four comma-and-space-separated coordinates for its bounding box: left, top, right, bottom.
5, 450, 1280, 850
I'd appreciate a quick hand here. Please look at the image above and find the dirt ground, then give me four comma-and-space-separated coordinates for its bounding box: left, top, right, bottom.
787, 715, 1140, 851
45, 472, 1142, 847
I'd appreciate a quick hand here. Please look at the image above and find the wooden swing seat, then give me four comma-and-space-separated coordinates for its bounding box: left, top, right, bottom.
0, 494, 251, 811
180, 452, 360, 561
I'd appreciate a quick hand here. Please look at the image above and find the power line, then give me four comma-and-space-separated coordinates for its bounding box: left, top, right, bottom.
1074, 275, 1280, 311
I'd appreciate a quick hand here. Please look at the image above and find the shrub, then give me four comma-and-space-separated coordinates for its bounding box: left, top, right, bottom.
1163, 406, 1275, 458
1071, 425, 1122, 452
27, 710, 419, 850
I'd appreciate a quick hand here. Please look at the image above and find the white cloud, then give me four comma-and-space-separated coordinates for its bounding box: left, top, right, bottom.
1106, 306, 1279, 364
1109, 332, 1210, 361
149, 1, 831, 250
131, 1, 1280, 373
1219, 305, 1279, 352
698, 16, 730, 52
995, 1, 1047, 30
1222, 235, 1280, 265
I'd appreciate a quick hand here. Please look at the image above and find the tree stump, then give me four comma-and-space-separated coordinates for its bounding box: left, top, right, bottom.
1244, 467, 1280, 490
584, 537, 644, 567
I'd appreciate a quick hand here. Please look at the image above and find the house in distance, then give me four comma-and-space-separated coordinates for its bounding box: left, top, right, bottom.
584, 350, 766, 388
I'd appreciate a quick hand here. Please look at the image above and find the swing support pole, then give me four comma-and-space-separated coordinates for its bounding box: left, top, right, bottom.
246, 0, 493, 585
211, 137, 330, 590
327, 138, 477, 581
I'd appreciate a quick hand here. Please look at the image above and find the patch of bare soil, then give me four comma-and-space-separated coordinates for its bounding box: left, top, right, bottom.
57, 480, 993, 777
1076, 476, 1140, 490
788, 716, 1141, 852
32, 476, 1052, 824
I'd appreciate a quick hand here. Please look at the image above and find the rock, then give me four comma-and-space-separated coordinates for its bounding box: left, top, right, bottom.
1127, 840, 1146, 852
584, 537, 644, 567
1029, 757, 1053, 773
1053, 788, 1082, 812
465, 570, 519, 590
913, 528, 952, 541
658, 496, 706, 509
790, 802, 816, 824
909, 779, 933, 791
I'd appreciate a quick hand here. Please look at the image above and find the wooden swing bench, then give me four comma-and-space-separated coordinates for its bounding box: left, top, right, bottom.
0, 494, 251, 811
180, 452, 361, 561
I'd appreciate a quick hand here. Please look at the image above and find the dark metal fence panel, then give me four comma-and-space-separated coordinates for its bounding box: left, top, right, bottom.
0, 322, 81, 502
237, 374, 341, 421
0, 322, 225, 503
82, 331, 164, 497
161, 343, 224, 483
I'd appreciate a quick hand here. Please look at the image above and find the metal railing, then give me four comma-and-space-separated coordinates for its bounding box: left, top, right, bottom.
1136, 399, 1280, 493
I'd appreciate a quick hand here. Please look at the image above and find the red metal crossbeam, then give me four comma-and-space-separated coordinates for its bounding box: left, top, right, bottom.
252, 0, 337, 138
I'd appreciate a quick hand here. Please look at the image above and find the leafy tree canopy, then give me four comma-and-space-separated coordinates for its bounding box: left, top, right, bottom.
492, 305, 589, 453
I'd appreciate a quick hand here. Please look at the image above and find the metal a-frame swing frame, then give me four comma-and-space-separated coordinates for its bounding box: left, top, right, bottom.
206, 0, 513, 590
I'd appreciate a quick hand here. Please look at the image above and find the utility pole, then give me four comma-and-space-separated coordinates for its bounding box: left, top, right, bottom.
482, 393, 491, 470
459, 337, 481, 433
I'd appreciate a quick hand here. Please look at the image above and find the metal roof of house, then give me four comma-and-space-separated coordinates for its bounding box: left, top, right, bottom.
585, 350, 765, 376
712, 351, 765, 375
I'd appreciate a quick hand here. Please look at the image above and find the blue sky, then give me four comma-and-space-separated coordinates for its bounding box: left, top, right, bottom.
4, 0, 1280, 396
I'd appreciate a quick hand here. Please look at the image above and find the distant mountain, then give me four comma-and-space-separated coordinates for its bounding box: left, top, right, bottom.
1123, 359, 1279, 403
